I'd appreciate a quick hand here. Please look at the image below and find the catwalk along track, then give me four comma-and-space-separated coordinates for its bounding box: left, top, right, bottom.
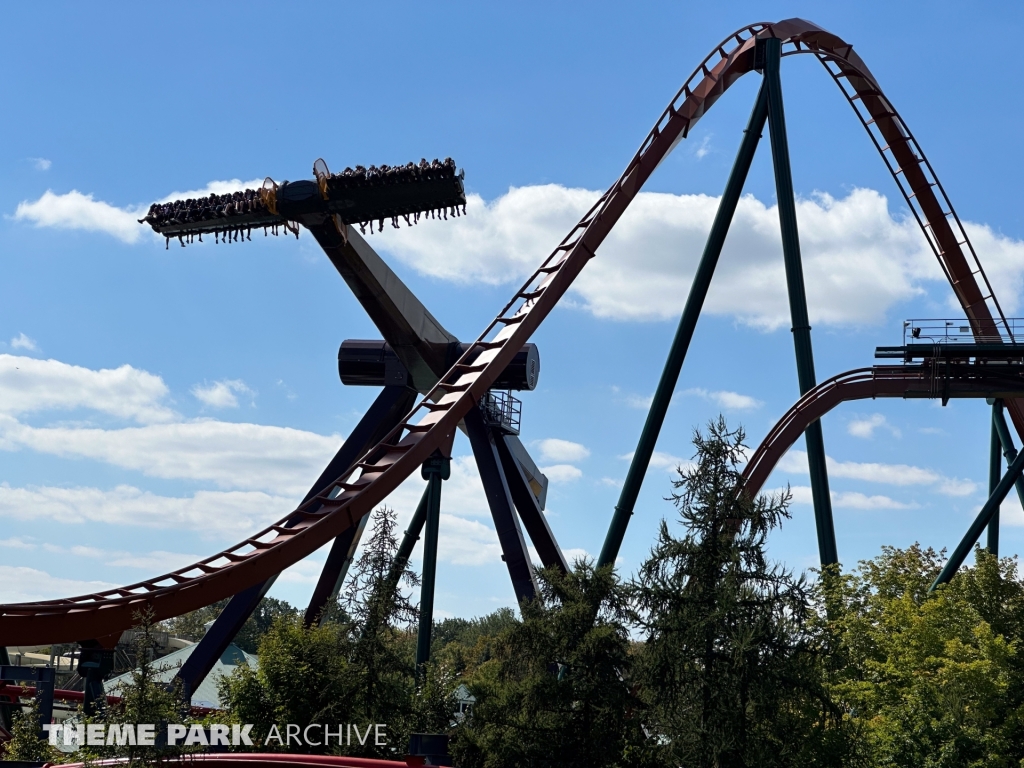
1, 18, 1016, 645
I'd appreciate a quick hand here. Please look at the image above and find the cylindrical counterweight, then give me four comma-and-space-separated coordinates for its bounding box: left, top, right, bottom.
339, 340, 540, 391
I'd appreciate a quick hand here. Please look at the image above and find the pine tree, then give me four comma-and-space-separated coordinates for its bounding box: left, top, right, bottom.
452, 562, 653, 768
630, 417, 856, 767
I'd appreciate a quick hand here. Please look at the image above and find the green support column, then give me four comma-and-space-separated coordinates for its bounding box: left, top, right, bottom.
990, 400, 1024, 555
415, 452, 450, 671
931, 447, 1024, 591
386, 484, 430, 598
763, 37, 838, 566
598, 81, 770, 568
988, 402, 1002, 555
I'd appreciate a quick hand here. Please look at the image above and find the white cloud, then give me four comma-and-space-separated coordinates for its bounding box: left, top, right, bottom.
684, 387, 763, 411
777, 449, 976, 497
561, 547, 593, 564
10, 333, 36, 351
619, 450, 692, 472
0, 483, 292, 538
437, 513, 504, 565
848, 413, 900, 439
625, 393, 653, 410
12, 179, 264, 245
30, 158, 52, 171
785, 485, 916, 510
0, 354, 175, 424
0, 565, 116, 603
536, 438, 590, 463
157, 179, 265, 205
694, 134, 713, 160
14, 190, 144, 243
0, 416, 340, 497
541, 464, 584, 483
0, 536, 35, 549
375, 185, 1024, 328
938, 478, 979, 497
833, 491, 917, 510
192, 379, 256, 409
39, 543, 203, 572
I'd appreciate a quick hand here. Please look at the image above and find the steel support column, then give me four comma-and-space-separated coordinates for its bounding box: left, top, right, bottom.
179, 384, 415, 694
989, 402, 1003, 555
465, 407, 539, 601
0, 665, 54, 737
302, 515, 370, 626
78, 642, 115, 716
0, 647, 10, 732
415, 452, 449, 670
991, 400, 1024, 511
495, 435, 568, 572
931, 446, 1024, 591
598, 80, 770, 568
763, 37, 837, 566
384, 484, 431, 597
987, 403, 1024, 561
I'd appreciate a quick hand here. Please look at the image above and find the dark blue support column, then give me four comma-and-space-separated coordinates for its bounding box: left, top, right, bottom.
179, 384, 415, 694
0, 648, 11, 732
465, 407, 538, 602
598, 80, 770, 569
415, 452, 450, 670
34, 667, 54, 737
302, 515, 369, 627
495, 435, 568, 572
989, 402, 1003, 555
763, 37, 837, 567
0, 666, 54, 737
76, 643, 115, 716
931, 446, 1024, 591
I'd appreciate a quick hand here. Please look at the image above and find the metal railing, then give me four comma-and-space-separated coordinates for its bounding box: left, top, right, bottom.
479, 390, 521, 435
903, 318, 1024, 346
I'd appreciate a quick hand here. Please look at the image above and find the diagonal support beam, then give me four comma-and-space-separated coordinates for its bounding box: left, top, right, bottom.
495, 435, 567, 572
465, 407, 538, 603
301, 215, 459, 391
931, 446, 1024, 591
989, 399, 1024, 557
178, 384, 415, 694
989, 401, 1003, 555
598, 79, 770, 568
764, 36, 837, 567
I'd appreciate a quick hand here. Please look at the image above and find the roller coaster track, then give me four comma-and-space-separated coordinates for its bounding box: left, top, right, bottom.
2, 18, 1017, 644
743, 365, 1024, 500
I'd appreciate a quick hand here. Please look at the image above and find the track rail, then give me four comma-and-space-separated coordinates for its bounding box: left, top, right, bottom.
742, 364, 1024, 500
1, 18, 1016, 644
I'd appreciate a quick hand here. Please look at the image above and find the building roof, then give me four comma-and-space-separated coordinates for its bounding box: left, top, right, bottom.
104, 643, 256, 710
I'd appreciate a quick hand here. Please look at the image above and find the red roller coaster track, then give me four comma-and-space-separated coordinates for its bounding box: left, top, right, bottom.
2, 18, 1018, 645
742, 365, 1024, 501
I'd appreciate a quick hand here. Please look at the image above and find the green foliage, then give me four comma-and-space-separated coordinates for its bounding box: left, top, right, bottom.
453, 563, 652, 768
219, 617, 357, 752
1, 699, 65, 763
81, 606, 192, 765
629, 418, 858, 767
818, 544, 1024, 766
166, 595, 298, 653
220, 506, 455, 759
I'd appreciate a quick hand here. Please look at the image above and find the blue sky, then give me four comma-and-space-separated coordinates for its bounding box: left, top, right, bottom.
2, 1, 1024, 620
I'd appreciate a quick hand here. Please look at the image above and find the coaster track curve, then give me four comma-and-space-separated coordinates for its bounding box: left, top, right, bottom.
1, 18, 1015, 644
